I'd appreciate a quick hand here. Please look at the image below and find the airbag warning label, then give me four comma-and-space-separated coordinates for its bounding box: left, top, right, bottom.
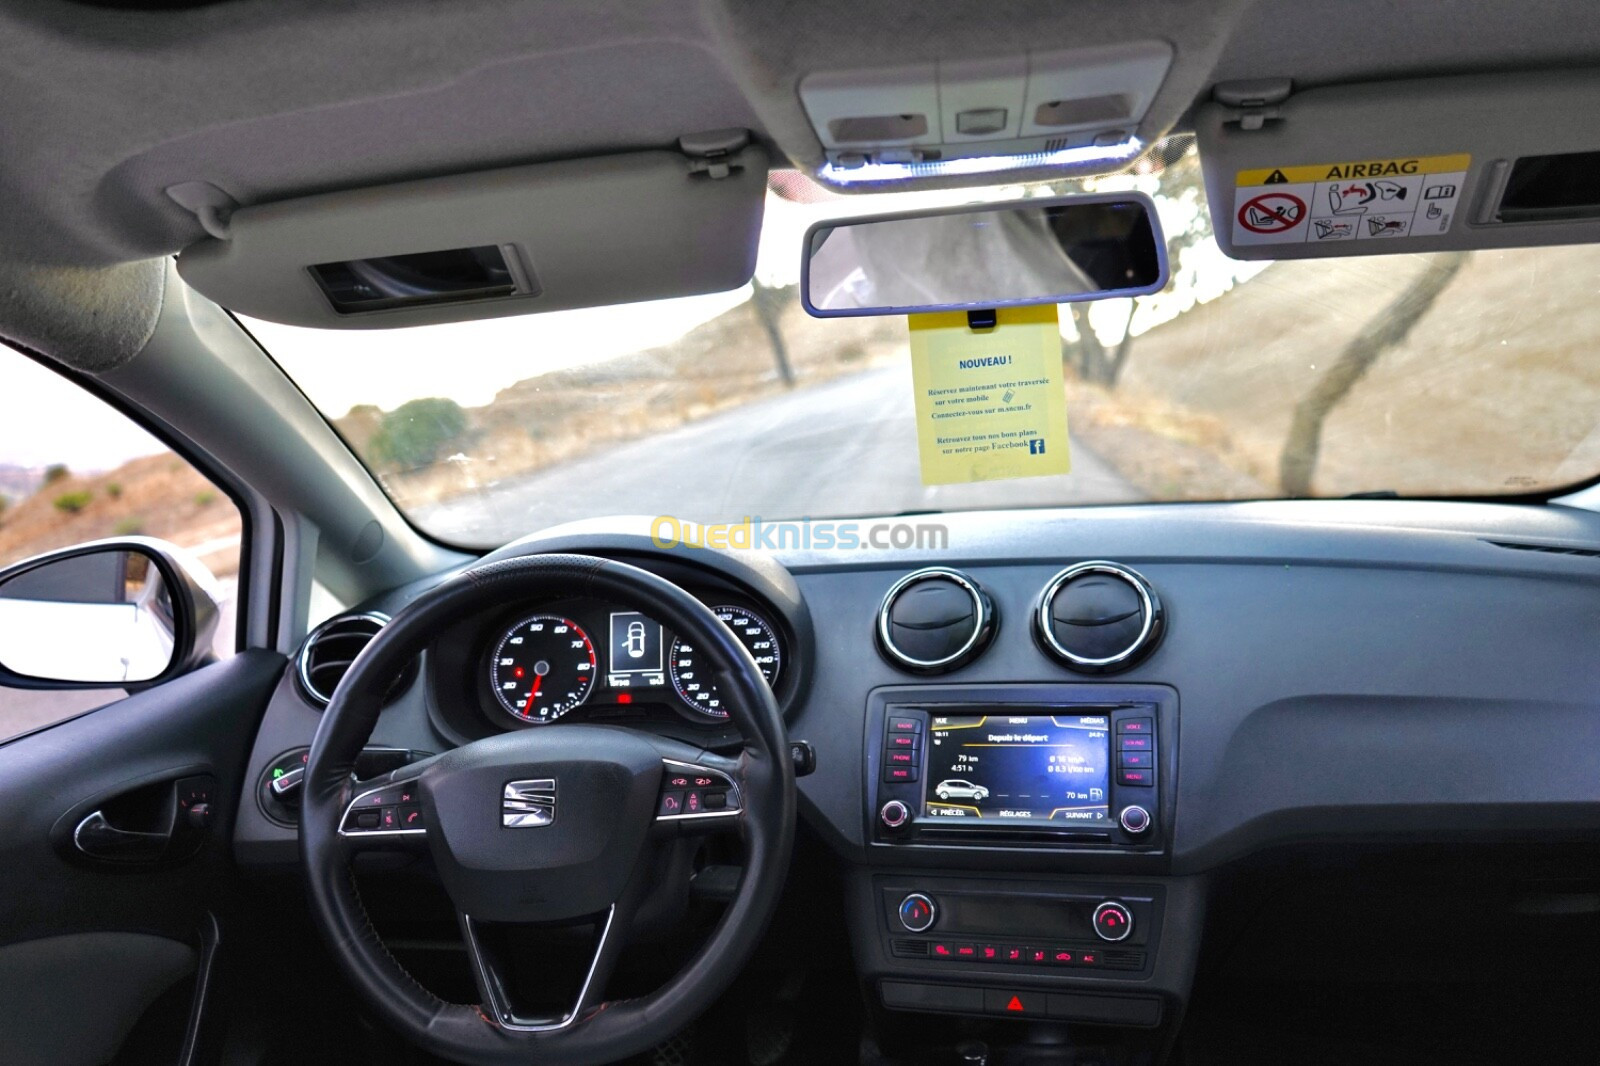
1231, 153, 1470, 247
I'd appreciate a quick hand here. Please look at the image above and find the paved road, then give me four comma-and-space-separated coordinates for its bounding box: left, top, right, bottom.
421, 363, 1142, 544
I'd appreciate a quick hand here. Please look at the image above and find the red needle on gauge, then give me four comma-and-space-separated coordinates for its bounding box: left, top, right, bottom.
522, 674, 542, 717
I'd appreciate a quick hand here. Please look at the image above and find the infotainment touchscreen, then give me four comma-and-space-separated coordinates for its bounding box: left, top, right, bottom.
924, 714, 1111, 824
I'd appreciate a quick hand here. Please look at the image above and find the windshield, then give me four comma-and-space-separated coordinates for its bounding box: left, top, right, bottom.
245, 141, 1600, 547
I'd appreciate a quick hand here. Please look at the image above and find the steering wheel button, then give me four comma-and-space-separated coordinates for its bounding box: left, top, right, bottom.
703, 791, 728, 810
657, 791, 685, 815
399, 804, 423, 828
354, 809, 380, 830
379, 807, 399, 830
684, 791, 704, 813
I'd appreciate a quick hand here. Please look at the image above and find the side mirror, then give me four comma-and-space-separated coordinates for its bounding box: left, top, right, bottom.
0, 539, 221, 688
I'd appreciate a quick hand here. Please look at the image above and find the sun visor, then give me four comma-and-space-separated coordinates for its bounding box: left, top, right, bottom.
176, 145, 767, 328
1196, 71, 1600, 261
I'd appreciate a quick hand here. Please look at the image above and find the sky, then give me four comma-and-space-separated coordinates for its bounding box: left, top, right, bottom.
0, 173, 1260, 473
0, 352, 166, 470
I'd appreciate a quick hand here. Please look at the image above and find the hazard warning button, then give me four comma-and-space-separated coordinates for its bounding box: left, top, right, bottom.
984, 989, 1047, 1016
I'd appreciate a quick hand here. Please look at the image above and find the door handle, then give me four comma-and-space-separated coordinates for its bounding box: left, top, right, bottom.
73, 810, 172, 863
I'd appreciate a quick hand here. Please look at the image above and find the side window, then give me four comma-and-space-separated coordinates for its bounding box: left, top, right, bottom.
0, 346, 241, 741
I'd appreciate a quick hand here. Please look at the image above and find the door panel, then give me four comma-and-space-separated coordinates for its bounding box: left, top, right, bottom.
0, 649, 284, 1065
0, 932, 197, 1065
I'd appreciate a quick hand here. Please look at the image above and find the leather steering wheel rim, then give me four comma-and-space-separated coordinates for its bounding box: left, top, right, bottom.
300, 553, 796, 1065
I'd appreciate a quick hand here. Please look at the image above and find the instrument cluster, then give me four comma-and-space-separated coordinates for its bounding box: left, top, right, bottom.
476, 594, 783, 728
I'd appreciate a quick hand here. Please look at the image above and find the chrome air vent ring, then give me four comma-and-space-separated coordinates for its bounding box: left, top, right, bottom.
296, 612, 417, 708
876, 567, 996, 673
1036, 561, 1163, 673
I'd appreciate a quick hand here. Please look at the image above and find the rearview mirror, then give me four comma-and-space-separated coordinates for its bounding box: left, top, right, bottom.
801, 193, 1168, 318
0, 540, 221, 687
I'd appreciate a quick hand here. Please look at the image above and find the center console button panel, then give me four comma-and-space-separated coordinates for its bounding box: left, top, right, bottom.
880, 980, 1163, 1027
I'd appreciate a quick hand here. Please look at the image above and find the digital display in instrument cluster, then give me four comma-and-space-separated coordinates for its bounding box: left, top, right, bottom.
606, 611, 665, 688
924, 714, 1110, 823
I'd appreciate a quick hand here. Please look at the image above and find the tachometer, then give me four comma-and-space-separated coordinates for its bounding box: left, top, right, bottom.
490, 614, 597, 723
669, 606, 781, 720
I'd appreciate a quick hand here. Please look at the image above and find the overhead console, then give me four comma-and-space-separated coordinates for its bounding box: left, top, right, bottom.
800, 42, 1172, 176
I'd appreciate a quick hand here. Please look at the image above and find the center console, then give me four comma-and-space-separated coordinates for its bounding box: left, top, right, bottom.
848, 684, 1197, 1058
873, 703, 1160, 850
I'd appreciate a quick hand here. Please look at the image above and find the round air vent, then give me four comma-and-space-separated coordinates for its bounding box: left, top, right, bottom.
296, 612, 416, 707
1035, 562, 1163, 673
877, 568, 995, 673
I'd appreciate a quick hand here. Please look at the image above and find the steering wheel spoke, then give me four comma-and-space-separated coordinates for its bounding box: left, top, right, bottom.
336, 769, 430, 849
653, 750, 745, 832
459, 901, 630, 1032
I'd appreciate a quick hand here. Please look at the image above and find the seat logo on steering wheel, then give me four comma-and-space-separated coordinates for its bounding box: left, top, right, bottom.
502, 779, 557, 827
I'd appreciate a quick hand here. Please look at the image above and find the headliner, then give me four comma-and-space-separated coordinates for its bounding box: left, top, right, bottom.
2, 0, 1597, 268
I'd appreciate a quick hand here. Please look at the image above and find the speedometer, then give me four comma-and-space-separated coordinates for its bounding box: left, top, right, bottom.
490, 614, 597, 723
668, 606, 781, 720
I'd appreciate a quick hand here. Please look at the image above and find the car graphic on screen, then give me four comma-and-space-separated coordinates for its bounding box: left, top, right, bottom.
933, 779, 989, 802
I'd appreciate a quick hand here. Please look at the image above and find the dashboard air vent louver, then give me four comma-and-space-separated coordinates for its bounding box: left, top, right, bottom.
1035, 561, 1164, 674
877, 567, 996, 673
296, 612, 415, 708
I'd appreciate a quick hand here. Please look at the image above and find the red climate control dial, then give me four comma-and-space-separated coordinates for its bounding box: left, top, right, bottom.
1092, 901, 1133, 941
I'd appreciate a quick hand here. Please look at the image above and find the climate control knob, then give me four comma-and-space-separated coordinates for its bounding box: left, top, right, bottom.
898, 893, 937, 933
1119, 805, 1151, 834
1093, 901, 1134, 942
880, 800, 910, 831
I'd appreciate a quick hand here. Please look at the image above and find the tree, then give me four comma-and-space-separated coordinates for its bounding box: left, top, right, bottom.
1278, 252, 1471, 496
369, 397, 469, 471
749, 279, 797, 387
1064, 302, 1138, 387
1060, 137, 1217, 388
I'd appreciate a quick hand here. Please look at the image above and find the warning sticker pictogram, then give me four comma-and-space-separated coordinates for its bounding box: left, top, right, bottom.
1237, 192, 1306, 234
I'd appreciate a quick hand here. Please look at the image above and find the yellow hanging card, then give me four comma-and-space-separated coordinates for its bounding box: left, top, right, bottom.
907, 304, 1071, 485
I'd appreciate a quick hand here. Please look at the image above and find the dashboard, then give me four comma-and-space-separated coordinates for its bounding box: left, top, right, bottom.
231, 499, 1600, 1050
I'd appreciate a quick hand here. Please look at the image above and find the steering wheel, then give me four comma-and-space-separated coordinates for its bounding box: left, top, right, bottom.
300, 555, 796, 1065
